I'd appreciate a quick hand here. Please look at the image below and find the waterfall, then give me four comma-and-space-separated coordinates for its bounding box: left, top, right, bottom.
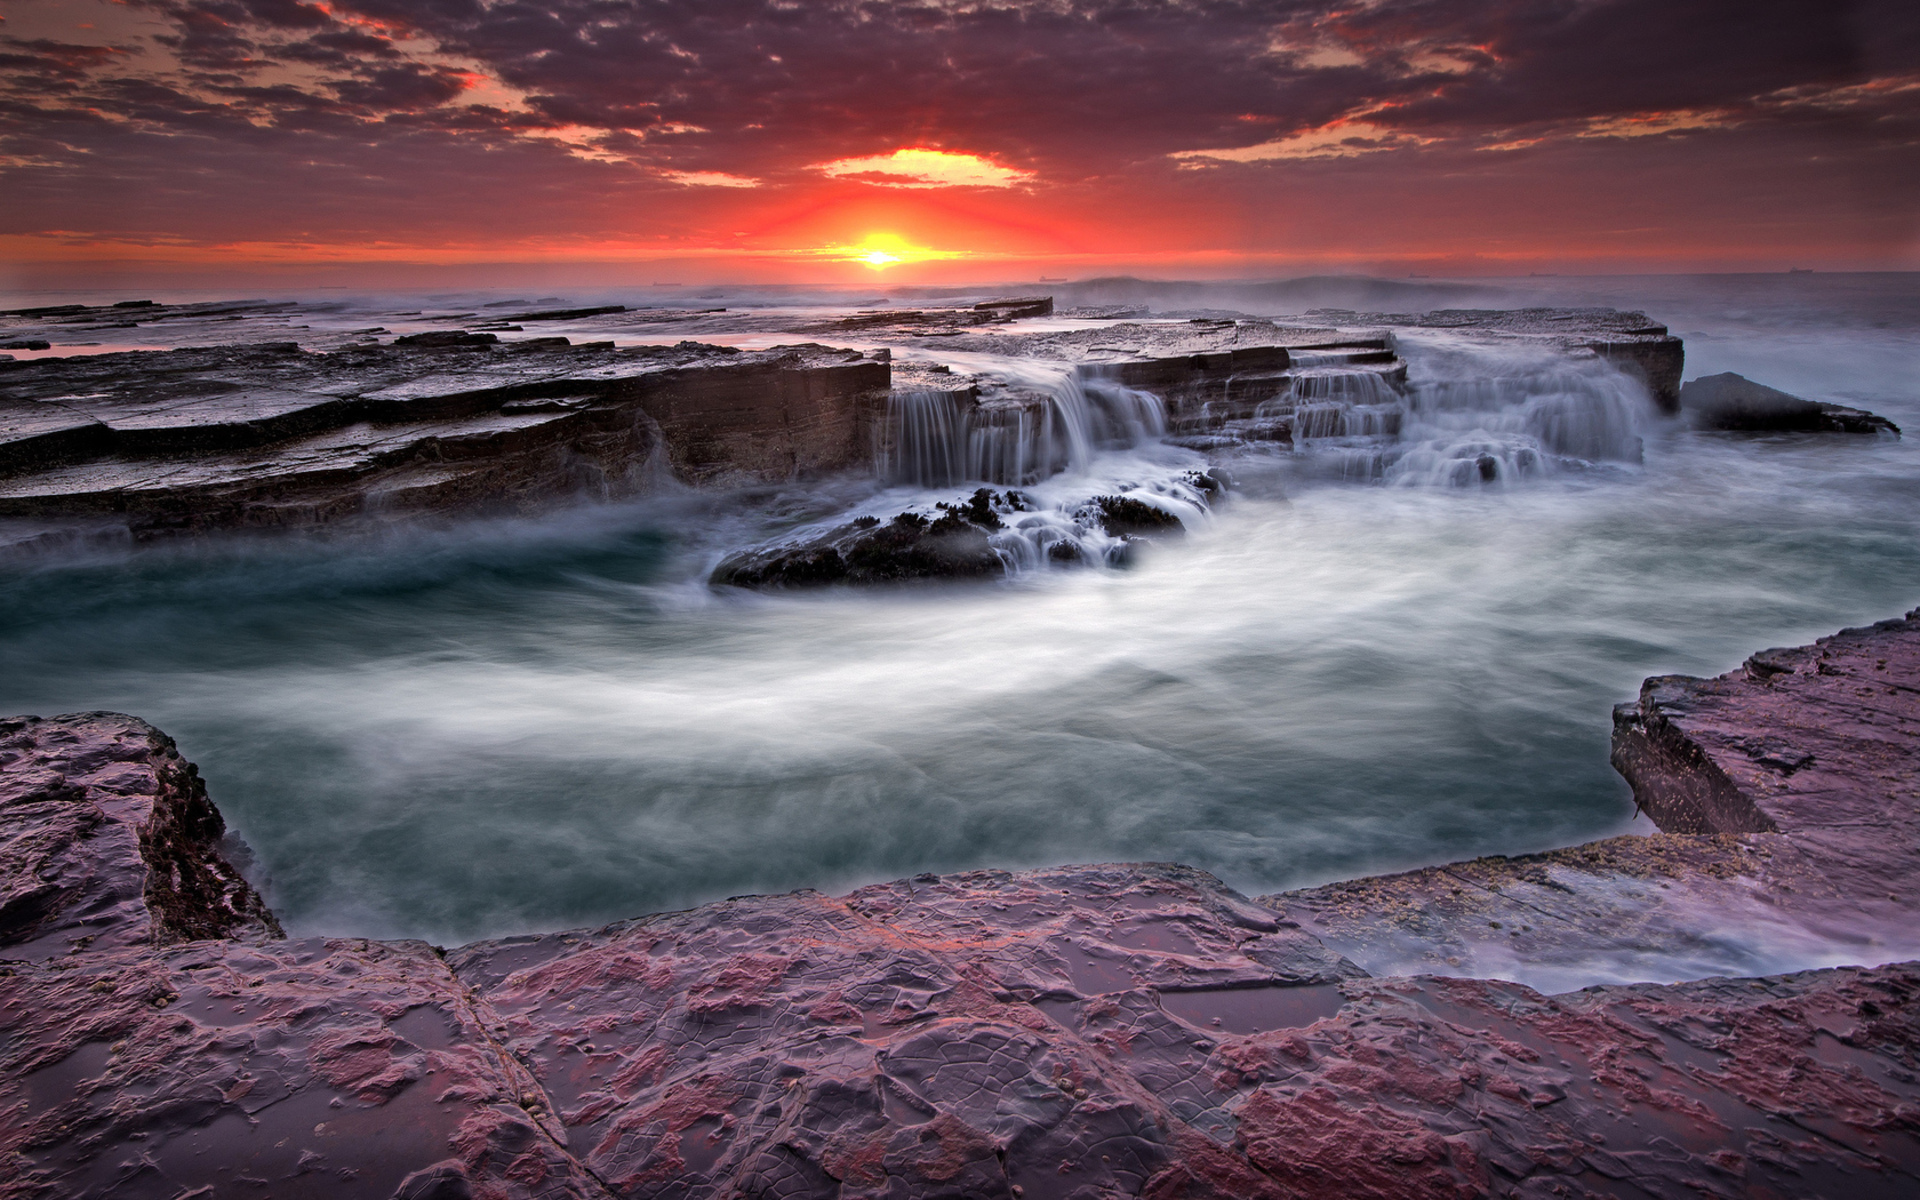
879, 391, 971, 487
881, 369, 1167, 488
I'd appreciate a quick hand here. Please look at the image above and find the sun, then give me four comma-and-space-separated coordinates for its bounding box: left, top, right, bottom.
807, 231, 967, 270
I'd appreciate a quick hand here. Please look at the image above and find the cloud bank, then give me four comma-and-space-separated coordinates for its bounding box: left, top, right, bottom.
1, 0, 1914, 275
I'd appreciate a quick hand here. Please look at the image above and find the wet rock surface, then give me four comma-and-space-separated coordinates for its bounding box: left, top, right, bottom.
710, 484, 1205, 590
1274, 610, 1920, 991
0, 297, 1705, 566
711, 494, 1009, 589
6, 614, 1920, 1196
0, 338, 886, 550
1680, 372, 1900, 435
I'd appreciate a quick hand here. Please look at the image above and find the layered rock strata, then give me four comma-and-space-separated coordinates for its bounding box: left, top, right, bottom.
0, 301, 1702, 559
6, 611, 1920, 1197
888, 318, 1404, 441
0, 339, 887, 548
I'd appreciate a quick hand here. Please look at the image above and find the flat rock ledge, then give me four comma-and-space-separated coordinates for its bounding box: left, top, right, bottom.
5, 612, 1919, 1198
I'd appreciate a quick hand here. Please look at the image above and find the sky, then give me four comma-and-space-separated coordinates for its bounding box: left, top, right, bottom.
1, 0, 1917, 287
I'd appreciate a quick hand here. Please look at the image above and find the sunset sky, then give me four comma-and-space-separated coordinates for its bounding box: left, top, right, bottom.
2, 0, 1916, 286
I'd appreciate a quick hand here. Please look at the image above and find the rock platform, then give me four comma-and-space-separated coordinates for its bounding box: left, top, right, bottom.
5, 611, 1920, 1197
0, 298, 1713, 559
0, 338, 887, 551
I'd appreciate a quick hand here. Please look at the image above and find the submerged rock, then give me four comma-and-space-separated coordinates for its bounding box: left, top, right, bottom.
1091, 493, 1186, 536
1680, 371, 1900, 434
711, 499, 1006, 588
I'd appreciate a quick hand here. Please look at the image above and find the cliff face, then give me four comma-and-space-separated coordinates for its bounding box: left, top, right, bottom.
5, 610, 1920, 1198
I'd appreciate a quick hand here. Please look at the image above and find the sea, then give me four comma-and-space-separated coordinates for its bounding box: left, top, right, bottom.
2, 272, 1915, 981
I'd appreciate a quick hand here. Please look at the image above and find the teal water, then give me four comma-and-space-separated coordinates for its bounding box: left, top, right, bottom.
2, 277, 1915, 945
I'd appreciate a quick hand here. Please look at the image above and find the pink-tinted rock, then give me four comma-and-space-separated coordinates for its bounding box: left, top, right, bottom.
5, 609, 1920, 1198
1274, 610, 1920, 990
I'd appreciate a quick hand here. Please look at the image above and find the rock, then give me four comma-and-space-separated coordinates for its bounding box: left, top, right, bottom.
392, 331, 500, 348
502, 305, 628, 322
973, 296, 1055, 319
711, 490, 1011, 588
1356, 307, 1686, 412
1680, 371, 1900, 434
8, 706, 1920, 1196
0, 712, 280, 958
1091, 494, 1185, 536
0, 340, 888, 546
1273, 609, 1920, 991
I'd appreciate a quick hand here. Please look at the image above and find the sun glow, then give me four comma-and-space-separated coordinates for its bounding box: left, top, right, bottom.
816, 232, 966, 270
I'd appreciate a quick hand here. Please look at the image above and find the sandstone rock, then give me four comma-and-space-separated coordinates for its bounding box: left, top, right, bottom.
0, 340, 888, 547
1680, 372, 1900, 435
7, 673, 1920, 1195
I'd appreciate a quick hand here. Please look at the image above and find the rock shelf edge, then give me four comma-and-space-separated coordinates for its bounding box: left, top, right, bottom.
3, 611, 1918, 1198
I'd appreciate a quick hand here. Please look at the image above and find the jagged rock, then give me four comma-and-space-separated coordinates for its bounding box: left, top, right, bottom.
1680, 372, 1900, 435
1091, 494, 1185, 536
7, 697, 1920, 1195
711, 489, 1012, 588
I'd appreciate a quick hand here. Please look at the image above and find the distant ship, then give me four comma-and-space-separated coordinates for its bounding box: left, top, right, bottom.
1789, 268, 1814, 274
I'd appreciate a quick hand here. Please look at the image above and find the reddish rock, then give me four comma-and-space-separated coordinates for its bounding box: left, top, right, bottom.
1275, 610, 1920, 991
5, 610, 1920, 1196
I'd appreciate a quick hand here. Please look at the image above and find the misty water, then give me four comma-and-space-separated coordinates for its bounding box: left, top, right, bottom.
2, 274, 1916, 968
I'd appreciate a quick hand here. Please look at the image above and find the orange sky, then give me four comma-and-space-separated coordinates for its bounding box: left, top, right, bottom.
2, 0, 1915, 287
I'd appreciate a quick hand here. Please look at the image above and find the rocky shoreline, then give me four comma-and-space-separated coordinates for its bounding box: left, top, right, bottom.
4, 611, 1917, 1197
0, 300, 1698, 560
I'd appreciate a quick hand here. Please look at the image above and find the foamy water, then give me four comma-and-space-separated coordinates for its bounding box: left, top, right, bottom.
1, 275, 1915, 982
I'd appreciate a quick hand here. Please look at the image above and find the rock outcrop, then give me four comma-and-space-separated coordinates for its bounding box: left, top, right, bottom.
6, 611, 1920, 1196
1274, 610, 1920, 990
0, 339, 887, 549
1679, 372, 1900, 435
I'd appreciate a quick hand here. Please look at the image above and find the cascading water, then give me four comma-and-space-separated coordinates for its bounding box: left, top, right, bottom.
879, 391, 970, 487
872, 362, 1191, 575
881, 367, 1169, 488
1265, 339, 1658, 487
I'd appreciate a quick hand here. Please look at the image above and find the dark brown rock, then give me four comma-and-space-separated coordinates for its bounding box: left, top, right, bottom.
0, 340, 889, 547
1680, 372, 1900, 435
1092, 494, 1185, 536
973, 297, 1054, 319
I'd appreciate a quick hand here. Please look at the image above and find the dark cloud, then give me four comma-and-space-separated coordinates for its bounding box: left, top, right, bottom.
0, 0, 1913, 261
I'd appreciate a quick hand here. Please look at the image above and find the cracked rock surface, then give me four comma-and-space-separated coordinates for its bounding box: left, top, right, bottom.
6, 612, 1920, 1197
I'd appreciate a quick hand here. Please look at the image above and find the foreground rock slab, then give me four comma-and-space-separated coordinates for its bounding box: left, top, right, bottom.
7, 603, 1920, 1198
0, 602, 1912, 1190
